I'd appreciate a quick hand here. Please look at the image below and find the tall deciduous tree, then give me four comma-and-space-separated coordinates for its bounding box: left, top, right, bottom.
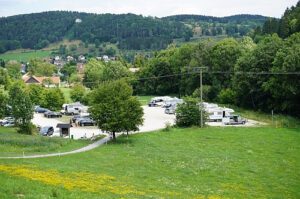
0, 68, 11, 89
70, 84, 86, 102
9, 82, 33, 134
233, 34, 283, 110
83, 59, 130, 88
26, 84, 45, 106
89, 80, 143, 140
41, 88, 65, 111
175, 97, 207, 127
28, 59, 56, 76
6, 61, 21, 80
263, 33, 300, 116
209, 38, 241, 89
0, 91, 8, 118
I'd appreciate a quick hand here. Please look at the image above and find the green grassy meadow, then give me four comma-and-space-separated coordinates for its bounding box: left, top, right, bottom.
60, 87, 72, 103
0, 127, 92, 156
0, 50, 52, 62
136, 95, 155, 106
0, 127, 299, 198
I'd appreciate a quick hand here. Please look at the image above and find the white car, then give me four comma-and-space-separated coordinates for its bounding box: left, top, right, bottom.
0, 117, 15, 126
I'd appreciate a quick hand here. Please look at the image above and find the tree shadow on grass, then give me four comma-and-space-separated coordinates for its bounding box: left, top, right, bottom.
108, 135, 135, 146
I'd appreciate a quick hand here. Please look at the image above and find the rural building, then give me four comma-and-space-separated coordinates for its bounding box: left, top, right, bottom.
22, 74, 61, 87
56, 123, 72, 138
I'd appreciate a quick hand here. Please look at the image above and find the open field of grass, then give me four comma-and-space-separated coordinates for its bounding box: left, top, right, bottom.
0, 50, 52, 62
0, 127, 92, 157
0, 127, 299, 198
136, 95, 155, 106
60, 87, 72, 103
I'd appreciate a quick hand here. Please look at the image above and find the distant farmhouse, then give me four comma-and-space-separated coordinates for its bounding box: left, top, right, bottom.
22, 74, 60, 87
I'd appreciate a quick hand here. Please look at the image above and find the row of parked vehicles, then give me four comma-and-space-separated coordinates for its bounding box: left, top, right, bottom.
35, 106, 62, 118
148, 97, 247, 125
148, 96, 184, 115
35, 103, 95, 127
0, 117, 15, 127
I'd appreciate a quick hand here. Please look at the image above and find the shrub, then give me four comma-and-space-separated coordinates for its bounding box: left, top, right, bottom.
217, 88, 236, 104
175, 97, 207, 127
192, 85, 213, 101
18, 122, 38, 135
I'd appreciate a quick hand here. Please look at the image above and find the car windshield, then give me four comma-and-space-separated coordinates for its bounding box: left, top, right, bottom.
40, 127, 50, 133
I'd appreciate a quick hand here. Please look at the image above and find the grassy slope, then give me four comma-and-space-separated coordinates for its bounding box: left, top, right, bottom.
60, 87, 72, 103
136, 95, 156, 106
0, 50, 52, 62
0, 127, 299, 198
0, 127, 92, 156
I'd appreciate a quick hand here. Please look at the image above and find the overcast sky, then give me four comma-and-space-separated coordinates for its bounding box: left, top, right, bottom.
0, 0, 298, 18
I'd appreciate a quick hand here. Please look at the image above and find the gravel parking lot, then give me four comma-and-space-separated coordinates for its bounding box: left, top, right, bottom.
32, 106, 176, 140
32, 106, 264, 140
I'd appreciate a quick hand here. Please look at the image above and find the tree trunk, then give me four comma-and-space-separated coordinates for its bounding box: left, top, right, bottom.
112, 132, 116, 140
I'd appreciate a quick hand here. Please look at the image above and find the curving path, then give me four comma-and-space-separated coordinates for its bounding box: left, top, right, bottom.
0, 136, 111, 159
0, 106, 175, 159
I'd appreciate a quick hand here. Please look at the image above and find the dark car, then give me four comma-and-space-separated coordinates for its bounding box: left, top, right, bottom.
40, 126, 54, 136
44, 111, 62, 118
148, 101, 159, 107
71, 115, 82, 123
35, 107, 49, 113
78, 118, 95, 126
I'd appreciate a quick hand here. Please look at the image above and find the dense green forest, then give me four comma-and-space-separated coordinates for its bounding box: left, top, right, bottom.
133, 32, 300, 117
0, 11, 269, 54
0, 11, 192, 53
255, 1, 300, 38
134, 1, 300, 117
163, 14, 267, 37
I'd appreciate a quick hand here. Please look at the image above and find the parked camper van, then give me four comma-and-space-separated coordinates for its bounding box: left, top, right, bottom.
163, 97, 184, 108
222, 115, 246, 125
203, 102, 235, 122
148, 96, 173, 107
207, 107, 235, 122
61, 102, 88, 115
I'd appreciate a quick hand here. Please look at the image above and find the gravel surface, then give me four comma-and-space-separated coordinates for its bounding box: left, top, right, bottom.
32, 106, 176, 140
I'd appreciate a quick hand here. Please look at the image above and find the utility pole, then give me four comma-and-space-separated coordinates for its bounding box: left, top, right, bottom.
190, 66, 207, 128
200, 67, 203, 128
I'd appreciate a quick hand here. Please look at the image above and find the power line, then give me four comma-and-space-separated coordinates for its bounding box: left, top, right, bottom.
82, 70, 300, 85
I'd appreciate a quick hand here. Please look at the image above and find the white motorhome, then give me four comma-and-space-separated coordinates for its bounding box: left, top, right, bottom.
148, 96, 173, 107
203, 102, 235, 122
163, 97, 184, 108
62, 102, 88, 115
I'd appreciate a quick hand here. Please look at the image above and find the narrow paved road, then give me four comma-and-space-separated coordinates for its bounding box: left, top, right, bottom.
0, 136, 111, 159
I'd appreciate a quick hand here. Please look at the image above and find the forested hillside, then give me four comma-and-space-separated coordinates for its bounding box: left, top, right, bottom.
259, 1, 300, 38
163, 14, 267, 37
0, 11, 192, 53
134, 31, 300, 117
0, 11, 270, 54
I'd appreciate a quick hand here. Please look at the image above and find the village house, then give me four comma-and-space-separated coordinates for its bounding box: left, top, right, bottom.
22, 74, 61, 87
